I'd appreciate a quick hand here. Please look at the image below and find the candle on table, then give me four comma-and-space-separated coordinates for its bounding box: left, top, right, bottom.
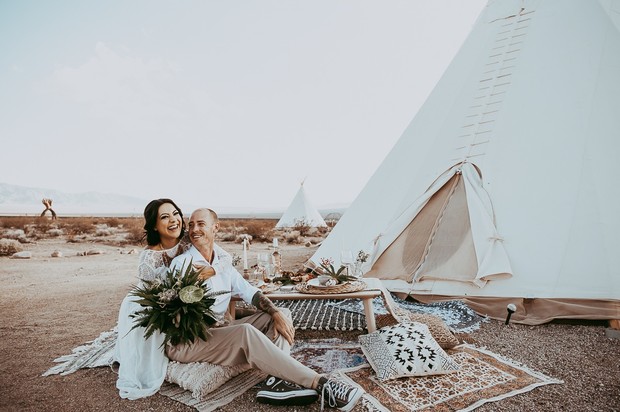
242, 238, 248, 270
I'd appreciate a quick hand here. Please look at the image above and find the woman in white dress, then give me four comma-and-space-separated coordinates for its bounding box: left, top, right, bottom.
114, 198, 192, 399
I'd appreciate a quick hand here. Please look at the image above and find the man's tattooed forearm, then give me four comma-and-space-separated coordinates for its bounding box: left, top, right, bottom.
251, 291, 278, 315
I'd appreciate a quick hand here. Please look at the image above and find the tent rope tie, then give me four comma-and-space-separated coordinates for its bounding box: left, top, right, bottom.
488, 234, 504, 242
369, 234, 383, 266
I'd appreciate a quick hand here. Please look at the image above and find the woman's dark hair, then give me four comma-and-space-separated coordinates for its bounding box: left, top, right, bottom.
143, 198, 186, 246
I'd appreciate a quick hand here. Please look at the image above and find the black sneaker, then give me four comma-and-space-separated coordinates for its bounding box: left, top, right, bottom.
319, 378, 363, 411
256, 376, 319, 406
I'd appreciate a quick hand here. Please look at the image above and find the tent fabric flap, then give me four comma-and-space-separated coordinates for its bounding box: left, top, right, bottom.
367, 163, 513, 288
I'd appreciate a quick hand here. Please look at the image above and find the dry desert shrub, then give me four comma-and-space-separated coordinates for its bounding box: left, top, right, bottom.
217, 219, 277, 243
316, 226, 330, 235
234, 234, 252, 243
292, 219, 312, 236
0, 238, 23, 256
121, 218, 145, 245
283, 230, 302, 244
46, 228, 64, 237
2, 228, 26, 240
103, 217, 121, 228
218, 232, 237, 242
0, 216, 36, 230
34, 217, 55, 232
95, 224, 113, 236
0, 217, 54, 240
63, 218, 96, 235
217, 219, 242, 235
243, 220, 275, 242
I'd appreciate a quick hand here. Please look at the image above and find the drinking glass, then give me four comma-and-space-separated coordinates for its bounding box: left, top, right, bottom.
340, 250, 354, 277
258, 253, 273, 282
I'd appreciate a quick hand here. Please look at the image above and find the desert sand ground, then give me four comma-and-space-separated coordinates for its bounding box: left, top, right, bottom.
1, 235, 619, 412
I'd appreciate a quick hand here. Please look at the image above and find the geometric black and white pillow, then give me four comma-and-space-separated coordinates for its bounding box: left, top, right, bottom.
359, 322, 460, 381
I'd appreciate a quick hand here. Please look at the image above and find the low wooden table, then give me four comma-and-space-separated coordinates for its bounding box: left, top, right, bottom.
229, 278, 383, 332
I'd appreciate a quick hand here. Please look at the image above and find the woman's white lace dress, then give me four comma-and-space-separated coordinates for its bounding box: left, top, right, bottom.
114, 241, 189, 399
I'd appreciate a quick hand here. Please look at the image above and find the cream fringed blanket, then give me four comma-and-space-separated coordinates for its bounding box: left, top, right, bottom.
42, 327, 265, 412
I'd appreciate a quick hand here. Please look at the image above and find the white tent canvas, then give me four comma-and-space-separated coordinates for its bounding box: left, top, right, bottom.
276, 183, 327, 228
311, 0, 620, 324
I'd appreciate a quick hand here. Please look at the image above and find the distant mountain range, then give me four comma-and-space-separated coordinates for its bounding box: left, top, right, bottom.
0, 183, 347, 217
0, 182, 147, 215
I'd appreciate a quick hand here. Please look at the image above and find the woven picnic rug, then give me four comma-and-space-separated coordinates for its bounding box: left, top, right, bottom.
331, 344, 563, 412
326, 295, 487, 333
274, 298, 367, 330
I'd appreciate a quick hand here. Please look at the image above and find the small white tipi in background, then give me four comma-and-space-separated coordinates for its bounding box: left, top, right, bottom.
276, 180, 327, 228
311, 0, 620, 325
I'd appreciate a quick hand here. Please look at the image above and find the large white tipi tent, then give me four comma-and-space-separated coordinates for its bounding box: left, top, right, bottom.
276, 181, 327, 228
311, 0, 620, 324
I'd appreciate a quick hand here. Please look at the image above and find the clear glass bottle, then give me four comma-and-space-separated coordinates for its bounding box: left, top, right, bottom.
271, 237, 282, 275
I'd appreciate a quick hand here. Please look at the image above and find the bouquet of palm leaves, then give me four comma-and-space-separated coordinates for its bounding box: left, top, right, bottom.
130, 261, 229, 347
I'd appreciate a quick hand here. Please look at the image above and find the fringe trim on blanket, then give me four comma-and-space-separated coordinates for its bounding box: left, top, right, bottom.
42, 327, 117, 376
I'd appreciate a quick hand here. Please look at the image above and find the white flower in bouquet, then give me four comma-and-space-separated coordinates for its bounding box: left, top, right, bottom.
130, 260, 229, 347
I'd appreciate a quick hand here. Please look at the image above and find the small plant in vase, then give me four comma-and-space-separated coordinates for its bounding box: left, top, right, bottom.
352, 250, 370, 277
316, 257, 357, 286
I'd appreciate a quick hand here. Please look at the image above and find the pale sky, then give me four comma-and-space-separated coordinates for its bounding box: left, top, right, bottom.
0, 0, 487, 213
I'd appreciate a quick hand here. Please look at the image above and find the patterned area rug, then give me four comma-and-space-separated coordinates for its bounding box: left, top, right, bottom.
393, 297, 488, 333
326, 295, 487, 333
290, 338, 366, 374
332, 344, 563, 412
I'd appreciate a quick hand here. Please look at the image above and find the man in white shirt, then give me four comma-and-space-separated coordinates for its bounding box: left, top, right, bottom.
166, 208, 363, 411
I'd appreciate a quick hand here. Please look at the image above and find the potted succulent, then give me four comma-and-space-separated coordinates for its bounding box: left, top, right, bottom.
316, 258, 358, 285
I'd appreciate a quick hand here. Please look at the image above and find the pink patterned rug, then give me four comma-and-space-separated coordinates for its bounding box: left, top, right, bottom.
332, 344, 563, 412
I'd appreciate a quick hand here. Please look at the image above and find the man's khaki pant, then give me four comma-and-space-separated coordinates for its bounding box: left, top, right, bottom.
165, 308, 320, 389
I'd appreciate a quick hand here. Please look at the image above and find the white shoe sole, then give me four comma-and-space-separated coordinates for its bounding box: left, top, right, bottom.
257, 387, 318, 406
337, 387, 364, 412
